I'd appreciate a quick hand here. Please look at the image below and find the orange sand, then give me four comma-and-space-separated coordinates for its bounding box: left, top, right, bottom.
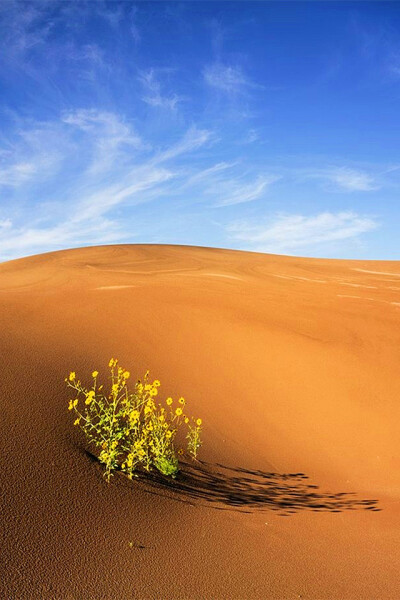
0, 244, 399, 599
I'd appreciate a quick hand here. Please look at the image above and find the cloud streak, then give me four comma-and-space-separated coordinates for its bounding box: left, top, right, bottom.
227, 212, 378, 253
0, 111, 215, 260
139, 69, 183, 110
213, 175, 279, 207
203, 62, 258, 94
325, 167, 378, 192
302, 167, 379, 192
62, 108, 144, 175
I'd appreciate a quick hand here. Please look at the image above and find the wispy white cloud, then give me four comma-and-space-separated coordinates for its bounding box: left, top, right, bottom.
203, 62, 258, 94
0, 120, 66, 188
0, 161, 176, 261
96, 3, 125, 29
0, 111, 216, 260
138, 68, 183, 110
0, 218, 12, 230
227, 212, 378, 252
326, 167, 378, 191
0, 161, 37, 186
74, 166, 174, 222
155, 126, 213, 163
62, 108, 140, 144
0, 217, 126, 261
66, 42, 113, 83
213, 174, 280, 207
301, 166, 379, 192
0, 2, 53, 57
183, 161, 237, 186
62, 108, 143, 174
243, 129, 259, 144
129, 6, 141, 45
0, 164, 173, 261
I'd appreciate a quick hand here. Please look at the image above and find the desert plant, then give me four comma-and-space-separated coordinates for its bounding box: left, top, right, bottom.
187, 418, 203, 459
66, 359, 202, 481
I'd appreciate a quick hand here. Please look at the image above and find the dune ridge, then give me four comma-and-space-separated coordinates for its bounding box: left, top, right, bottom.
1, 244, 399, 599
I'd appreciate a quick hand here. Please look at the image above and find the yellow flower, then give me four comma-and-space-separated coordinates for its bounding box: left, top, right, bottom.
153, 380, 161, 387
74, 418, 80, 426
196, 418, 202, 426
112, 383, 118, 394
123, 371, 130, 379
158, 414, 165, 423
69, 372, 76, 382
178, 397, 185, 405
166, 397, 173, 406
149, 388, 158, 397
68, 400, 73, 411
92, 371, 98, 378
73, 399, 78, 408
184, 417, 189, 424
175, 408, 183, 416
85, 390, 95, 405
129, 410, 140, 422
109, 358, 117, 367
144, 406, 152, 415
166, 430, 172, 439
85, 397, 92, 405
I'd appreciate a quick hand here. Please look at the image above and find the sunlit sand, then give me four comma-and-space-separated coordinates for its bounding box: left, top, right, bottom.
1, 243, 399, 599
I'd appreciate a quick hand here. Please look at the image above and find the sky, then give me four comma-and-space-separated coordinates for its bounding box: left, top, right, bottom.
0, 1, 400, 262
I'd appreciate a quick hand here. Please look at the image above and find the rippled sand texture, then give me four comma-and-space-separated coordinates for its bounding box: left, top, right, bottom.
1, 244, 399, 599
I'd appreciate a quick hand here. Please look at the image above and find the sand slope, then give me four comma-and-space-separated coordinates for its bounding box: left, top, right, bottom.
1, 244, 399, 599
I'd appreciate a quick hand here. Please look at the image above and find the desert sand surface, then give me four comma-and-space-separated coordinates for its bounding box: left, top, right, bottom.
1, 243, 400, 600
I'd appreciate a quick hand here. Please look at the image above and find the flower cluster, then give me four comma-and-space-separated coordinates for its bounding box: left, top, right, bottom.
66, 359, 202, 481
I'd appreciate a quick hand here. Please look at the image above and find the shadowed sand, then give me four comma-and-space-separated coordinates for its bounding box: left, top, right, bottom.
1, 244, 399, 599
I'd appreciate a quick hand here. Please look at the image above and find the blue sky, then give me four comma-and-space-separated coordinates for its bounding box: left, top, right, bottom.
0, 1, 399, 261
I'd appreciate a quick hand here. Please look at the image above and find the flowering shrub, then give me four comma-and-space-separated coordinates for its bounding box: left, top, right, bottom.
66, 359, 202, 481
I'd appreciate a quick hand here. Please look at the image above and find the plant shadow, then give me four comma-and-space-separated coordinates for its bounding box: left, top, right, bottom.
110, 455, 381, 516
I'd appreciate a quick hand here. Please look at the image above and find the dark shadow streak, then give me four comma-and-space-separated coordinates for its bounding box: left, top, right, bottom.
84, 450, 380, 516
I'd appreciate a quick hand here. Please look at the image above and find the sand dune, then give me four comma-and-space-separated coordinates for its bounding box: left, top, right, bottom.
1, 244, 399, 599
